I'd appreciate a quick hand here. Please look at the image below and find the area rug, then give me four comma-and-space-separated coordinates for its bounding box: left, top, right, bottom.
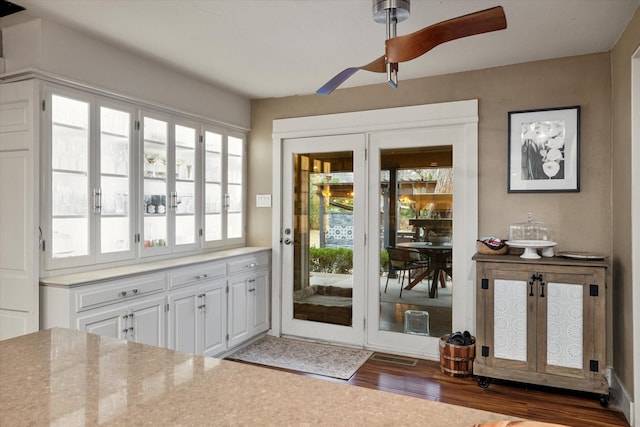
228, 335, 373, 380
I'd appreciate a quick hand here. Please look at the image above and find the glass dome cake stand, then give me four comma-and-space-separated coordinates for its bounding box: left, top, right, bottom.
506, 240, 557, 259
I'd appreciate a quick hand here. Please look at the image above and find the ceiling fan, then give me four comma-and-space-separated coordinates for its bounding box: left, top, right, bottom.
316, 1, 507, 95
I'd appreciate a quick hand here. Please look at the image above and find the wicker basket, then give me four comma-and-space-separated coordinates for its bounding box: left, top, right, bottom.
476, 240, 509, 255
439, 334, 475, 377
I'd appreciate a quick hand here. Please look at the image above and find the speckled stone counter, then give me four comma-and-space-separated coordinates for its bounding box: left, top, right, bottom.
0, 328, 514, 426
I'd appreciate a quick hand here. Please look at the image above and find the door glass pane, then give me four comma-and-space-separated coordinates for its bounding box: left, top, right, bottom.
175, 124, 196, 246
99, 106, 131, 254
293, 151, 354, 327
142, 117, 168, 248
51, 94, 90, 258
227, 136, 243, 239
204, 131, 222, 242
378, 148, 453, 337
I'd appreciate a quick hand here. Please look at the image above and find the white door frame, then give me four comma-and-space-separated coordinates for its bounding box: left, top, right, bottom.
631, 47, 639, 427
271, 100, 478, 359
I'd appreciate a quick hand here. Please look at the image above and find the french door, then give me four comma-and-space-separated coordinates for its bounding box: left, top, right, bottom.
274, 101, 478, 358
281, 134, 366, 345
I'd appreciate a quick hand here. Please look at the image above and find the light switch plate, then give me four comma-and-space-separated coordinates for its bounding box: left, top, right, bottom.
256, 194, 271, 208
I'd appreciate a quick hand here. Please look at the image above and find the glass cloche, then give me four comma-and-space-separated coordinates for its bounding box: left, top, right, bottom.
509, 213, 553, 242
507, 213, 557, 258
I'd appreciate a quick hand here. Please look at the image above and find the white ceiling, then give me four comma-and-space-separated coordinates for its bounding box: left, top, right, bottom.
5, 0, 640, 99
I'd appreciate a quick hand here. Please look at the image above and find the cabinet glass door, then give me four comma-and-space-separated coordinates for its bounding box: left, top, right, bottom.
98, 105, 132, 257
50, 94, 90, 259
142, 116, 169, 253
174, 124, 197, 247
227, 135, 244, 239
204, 130, 223, 244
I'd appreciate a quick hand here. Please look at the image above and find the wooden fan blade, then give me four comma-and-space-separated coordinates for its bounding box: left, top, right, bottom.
386, 6, 507, 64
316, 55, 386, 95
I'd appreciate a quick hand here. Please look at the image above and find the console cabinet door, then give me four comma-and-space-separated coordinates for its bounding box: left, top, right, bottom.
537, 270, 606, 382
477, 267, 537, 373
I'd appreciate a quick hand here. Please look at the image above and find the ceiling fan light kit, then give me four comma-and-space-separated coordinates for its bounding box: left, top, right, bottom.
316, 1, 507, 95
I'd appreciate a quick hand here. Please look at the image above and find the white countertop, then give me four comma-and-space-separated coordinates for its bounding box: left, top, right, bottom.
40, 247, 270, 287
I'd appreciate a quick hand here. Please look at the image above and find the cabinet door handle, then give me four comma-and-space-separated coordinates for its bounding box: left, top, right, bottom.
248, 279, 256, 283
528, 280, 534, 297
248, 288, 256, 293
93, 188, 102, 213
539, 281, 546, 298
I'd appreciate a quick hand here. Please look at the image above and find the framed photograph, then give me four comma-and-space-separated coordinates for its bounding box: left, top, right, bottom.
508, 106, 580, 192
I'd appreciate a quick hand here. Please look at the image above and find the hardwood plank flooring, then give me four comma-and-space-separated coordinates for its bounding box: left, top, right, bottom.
230, 353, 629, 427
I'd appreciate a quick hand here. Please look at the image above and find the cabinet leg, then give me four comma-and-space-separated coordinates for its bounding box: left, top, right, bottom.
599, 394, 609, 407
477, 376, 490, 389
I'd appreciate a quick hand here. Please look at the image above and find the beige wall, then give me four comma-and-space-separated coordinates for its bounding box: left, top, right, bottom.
611, 6, 640, 401
249, 53, 612, 252
248, 51, 614, 360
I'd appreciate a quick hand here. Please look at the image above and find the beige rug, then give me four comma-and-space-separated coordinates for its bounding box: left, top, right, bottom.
228, 335, 372, 379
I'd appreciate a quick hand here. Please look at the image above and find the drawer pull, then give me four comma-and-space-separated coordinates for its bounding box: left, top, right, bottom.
120, 289, 140, 298
248, 288, 256, 293
246, 263, 258, 268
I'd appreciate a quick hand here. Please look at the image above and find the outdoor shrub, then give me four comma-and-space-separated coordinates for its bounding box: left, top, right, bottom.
309, 247, 352, 274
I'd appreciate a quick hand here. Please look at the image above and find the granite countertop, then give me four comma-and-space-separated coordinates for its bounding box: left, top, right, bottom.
0, 328, 514, 426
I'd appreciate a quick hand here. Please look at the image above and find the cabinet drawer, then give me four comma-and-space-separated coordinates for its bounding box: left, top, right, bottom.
76, 274, 166, 312
227, 253, 270, 275
169, 262, 227, 289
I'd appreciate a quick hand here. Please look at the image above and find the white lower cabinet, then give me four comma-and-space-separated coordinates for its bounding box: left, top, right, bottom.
41, 249, 271, 357
77, 295, 166, 347
168, 277, 227, 357
228, 269, 270, 348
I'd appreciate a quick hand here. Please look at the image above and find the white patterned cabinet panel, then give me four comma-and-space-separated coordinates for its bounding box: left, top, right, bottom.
473, 254, 608, 397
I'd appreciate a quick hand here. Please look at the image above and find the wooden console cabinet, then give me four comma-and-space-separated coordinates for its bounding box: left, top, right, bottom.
473, 254, 609, 403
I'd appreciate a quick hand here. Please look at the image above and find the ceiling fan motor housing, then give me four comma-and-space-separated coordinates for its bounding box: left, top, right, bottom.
372, 0, 410, 24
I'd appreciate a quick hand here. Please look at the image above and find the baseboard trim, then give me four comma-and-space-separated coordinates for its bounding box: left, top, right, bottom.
609, 368, 634, 425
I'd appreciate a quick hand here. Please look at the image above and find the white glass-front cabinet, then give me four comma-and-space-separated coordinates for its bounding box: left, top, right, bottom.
203, 127, 245, 249
43, 85, 245, 270
44, 87, 136, 269
140, 112, 200, 257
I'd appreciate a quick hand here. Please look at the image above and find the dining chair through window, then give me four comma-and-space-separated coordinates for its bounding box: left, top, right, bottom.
384, 247, 429, 298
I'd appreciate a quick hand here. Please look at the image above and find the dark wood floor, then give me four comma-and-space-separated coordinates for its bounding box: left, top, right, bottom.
232, 353, 629, 427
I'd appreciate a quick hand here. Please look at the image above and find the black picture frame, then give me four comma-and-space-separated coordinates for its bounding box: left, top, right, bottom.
507, 106, 580, 193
